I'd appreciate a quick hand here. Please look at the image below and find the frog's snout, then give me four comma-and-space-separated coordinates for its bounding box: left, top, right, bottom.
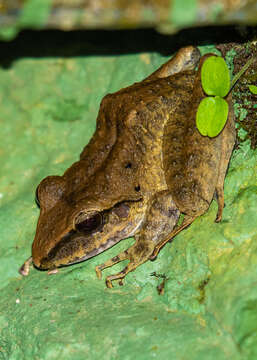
32, 256, 42, 269
31, 253, 45, 270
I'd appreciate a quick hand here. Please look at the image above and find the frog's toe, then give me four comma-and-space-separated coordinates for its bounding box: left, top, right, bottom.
215, 214, 222, 222
106, 278, 114, 288
105, 266, 128, 288
149, 254, 158, 261
105, 277, 125, 288
95, 265, 103, 280
47, 269, 58, 275
215, 205, 224, 222
104, 256, 151, 288
95, 251, 129, 280
19, 256, 33, 276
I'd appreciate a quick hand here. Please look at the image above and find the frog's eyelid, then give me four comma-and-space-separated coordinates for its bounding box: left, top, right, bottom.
35, 186, 40, 209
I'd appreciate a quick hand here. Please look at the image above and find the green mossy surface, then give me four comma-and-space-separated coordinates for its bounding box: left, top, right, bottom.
0, 44, 257, 360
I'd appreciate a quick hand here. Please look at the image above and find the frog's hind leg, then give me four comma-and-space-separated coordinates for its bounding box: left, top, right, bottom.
214, 93, 236, 223
215, 187, 225, 223
145, 46, 200, 81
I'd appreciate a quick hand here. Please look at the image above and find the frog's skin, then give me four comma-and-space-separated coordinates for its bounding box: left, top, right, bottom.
20, 46, 235, 288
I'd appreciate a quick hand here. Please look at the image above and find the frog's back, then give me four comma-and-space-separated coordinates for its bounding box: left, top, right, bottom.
101, 71, 196, 196
63, 69, 197, 209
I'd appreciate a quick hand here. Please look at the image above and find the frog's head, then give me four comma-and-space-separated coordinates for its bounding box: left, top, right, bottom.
32, 175, 146, 270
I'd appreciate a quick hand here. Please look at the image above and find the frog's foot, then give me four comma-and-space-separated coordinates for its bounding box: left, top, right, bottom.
105, 261, 141, 289
48, 269, 59, 275
95, 250, 129, 280
150, 215, 196, 260
96, 241, 155, 288
19, 256, 33, 276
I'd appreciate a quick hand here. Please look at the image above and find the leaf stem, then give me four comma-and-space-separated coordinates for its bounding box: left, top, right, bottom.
230, 57, 254, 90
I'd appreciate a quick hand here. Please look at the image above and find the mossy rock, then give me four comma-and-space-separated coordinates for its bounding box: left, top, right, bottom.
0, 38, 256, 359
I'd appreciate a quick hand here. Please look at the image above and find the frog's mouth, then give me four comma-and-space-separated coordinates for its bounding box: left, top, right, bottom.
36, 201, 145, 270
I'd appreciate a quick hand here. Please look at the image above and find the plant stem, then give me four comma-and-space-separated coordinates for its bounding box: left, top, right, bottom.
230, 57, 254, 90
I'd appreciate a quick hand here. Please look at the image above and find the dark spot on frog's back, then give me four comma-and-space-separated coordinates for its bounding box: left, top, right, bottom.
174, 173, 182, 180
146, 101, 161, 112
125, 162, 132, 169
160, 96, 170, 106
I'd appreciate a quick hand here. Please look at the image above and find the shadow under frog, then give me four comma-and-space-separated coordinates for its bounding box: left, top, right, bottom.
20, 46, 235, 288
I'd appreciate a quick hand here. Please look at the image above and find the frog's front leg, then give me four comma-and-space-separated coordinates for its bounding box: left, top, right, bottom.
96, 191, 180, 288
96, 241, 156, 288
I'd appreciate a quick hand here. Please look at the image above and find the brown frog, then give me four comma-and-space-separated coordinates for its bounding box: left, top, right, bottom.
20, 46, 235, 288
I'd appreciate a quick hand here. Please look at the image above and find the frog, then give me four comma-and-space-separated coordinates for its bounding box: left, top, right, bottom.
19, 46, 235, 288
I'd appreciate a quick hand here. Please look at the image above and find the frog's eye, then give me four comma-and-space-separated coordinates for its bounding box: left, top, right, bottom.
75, 212, 103, 234
35, 186, 40, 208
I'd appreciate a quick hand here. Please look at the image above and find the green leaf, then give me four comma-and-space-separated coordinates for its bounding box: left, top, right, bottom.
196, 96, 229, 137
201, 56, 230, 97
249, 85, 257, 94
